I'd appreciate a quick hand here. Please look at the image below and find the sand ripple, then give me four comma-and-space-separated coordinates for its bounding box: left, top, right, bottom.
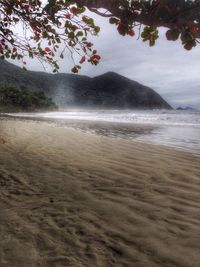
0, 119, 200, 267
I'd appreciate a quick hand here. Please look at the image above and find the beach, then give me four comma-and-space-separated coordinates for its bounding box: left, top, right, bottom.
0, 117, 200, 267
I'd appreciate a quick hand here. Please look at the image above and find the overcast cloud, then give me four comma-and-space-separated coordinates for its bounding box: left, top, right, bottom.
10, 13, 200, 109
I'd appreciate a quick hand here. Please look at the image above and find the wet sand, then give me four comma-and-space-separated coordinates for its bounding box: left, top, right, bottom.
0, 118, 200, 267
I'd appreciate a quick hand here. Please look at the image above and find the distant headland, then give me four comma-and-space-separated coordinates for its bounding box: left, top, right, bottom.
0, 60, 172, 110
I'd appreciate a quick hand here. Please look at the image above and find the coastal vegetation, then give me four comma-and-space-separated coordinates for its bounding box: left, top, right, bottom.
0, 83, 57, 112
0, 1, 199, 72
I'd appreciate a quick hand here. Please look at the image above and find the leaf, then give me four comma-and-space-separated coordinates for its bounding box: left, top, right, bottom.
109, 17, 119, 24
68, 32, 75, 38
71, 66, 79, 73
76, 31, 83, 37
76, 7, 86, 14
45, 47, 51, 52
128, 30, 135, 37
79, 56, 86, 64
94, 26, 100, 33
166, 29, 180, 41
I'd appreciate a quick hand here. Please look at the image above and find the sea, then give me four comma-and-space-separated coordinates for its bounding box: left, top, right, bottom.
6, 109, 200, 155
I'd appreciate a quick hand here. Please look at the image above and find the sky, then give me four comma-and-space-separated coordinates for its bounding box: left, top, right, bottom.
10, 12, 200, 109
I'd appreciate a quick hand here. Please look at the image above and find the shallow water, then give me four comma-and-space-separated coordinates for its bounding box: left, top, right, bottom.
5, 109, 200, 155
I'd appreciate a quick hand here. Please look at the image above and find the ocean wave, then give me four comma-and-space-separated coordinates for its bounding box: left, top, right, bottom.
9, 110, 200, 127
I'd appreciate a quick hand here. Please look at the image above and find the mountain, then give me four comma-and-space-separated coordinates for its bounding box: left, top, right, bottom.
176, 106, 195, 111
0, 60, 172, 109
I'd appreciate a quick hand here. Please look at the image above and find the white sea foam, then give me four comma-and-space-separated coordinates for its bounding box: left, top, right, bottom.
10, 109, 200, 126
6, 109, 200, 154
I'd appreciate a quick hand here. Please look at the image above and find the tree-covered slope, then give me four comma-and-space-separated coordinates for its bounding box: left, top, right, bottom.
0, 60, 172, 109
0, 83, 57, 112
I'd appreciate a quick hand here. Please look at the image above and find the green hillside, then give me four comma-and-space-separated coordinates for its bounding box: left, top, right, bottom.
0, 83, 57, 112
0, 60, 172, 109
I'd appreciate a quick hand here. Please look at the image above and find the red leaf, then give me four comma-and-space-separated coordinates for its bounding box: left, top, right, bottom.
128, 30, 135, 37
45, 47, 51, 53
86, 42, 93, 48
94, 54, 101, 60
90, 54, 101, 62
65, 13, 71, 19
70, 7, 77, 14
79, 56, 86, 64
190, 26, 199, 34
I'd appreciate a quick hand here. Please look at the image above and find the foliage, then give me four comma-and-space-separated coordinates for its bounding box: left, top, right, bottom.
0, 0, 200, 73
0, 83, 57, 112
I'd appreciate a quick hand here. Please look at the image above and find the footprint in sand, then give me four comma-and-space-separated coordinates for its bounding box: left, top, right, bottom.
0, 137, 6, 144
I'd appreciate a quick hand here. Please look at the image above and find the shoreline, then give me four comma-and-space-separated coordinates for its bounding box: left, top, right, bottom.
0, 118, 200, 267
1, 113, 200, 156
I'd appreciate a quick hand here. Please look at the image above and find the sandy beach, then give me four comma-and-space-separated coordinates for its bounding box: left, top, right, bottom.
0, 117, 200, 267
